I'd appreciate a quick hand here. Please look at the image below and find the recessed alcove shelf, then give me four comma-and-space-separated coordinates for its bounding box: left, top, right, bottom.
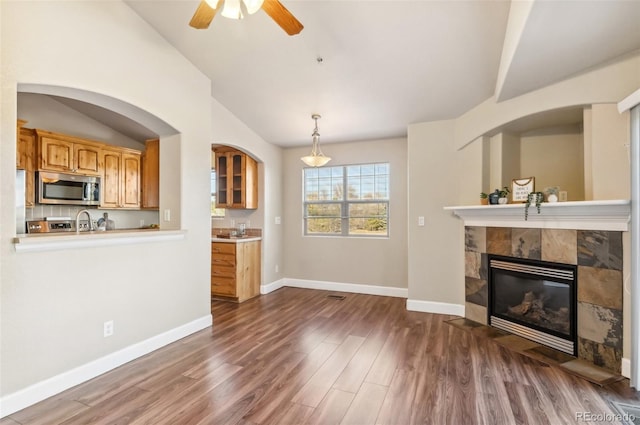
444, 200, 630, 231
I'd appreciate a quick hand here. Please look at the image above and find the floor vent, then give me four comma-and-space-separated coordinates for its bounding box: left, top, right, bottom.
327, 294, 346, 300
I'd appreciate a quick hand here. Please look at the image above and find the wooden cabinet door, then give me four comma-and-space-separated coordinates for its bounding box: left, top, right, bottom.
121, 152, 141, 209
141, 138, 159, 209
40, 136, 73, 172
101, 149, 141, 209
74, 143, 101, 176
101, 149, 121, 208
214, 149, 258, 209
17, 124, 36, 207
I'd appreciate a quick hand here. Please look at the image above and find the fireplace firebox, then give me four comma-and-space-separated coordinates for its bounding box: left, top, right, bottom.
488, 255, 577, 356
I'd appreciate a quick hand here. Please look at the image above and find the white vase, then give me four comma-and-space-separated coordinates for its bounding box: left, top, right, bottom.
548, 194, 558, 203
498, 197, 508, 204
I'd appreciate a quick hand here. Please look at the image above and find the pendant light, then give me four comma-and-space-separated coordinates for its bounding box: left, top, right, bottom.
301, 114, 331, 167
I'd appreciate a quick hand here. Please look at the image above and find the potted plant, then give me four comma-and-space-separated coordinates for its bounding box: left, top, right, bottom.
524, 191, 545, 220
498, 186, 510, 204
488, 189, 500, 205
480, 192, 488, 205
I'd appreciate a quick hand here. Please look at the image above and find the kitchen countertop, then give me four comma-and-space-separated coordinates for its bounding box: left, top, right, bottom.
14, 228, 187, 252
211, 236, 262, 243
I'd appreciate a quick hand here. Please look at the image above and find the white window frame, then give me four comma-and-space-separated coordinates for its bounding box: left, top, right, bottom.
303, 163, 390, 237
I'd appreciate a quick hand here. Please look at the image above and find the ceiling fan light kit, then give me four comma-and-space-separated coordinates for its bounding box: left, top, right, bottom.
190, 0, 303, 35
301, 114, 331, 168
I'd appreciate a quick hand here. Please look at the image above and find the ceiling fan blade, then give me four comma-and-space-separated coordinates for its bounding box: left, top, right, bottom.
261, 0, 303, 36
189, 0, 220, 29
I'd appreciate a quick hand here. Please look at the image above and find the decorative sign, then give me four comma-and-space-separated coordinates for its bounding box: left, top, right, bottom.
512, 177, 535, 203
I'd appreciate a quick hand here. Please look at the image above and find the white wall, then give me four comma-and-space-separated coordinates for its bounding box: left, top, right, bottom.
1, 1, 212, 409
283, 138, 408, 290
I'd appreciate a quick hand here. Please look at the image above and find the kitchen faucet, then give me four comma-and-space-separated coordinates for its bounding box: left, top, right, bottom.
75, 209, 94, 232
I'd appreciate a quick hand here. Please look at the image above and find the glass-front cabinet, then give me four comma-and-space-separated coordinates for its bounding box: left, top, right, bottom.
214, 147, 258, 209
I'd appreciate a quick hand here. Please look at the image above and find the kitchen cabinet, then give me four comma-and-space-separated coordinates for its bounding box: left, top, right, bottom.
214, 148, 258, 209
211, 239, 261, 302
141, 138, 159, 209
16, 121, 36, 207
35, 129, 101, 176
101, 147, 141, 209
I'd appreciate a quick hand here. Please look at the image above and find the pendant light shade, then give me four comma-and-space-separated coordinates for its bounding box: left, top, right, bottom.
301, 114, 331, 167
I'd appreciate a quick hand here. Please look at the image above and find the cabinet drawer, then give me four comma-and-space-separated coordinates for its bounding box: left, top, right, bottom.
212, 265, 236, 278
211, 277, 236, 296
212, 255, 235, 267
212, 243, 236, 255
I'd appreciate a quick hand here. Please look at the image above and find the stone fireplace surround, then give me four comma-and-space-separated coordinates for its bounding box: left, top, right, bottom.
446, 200, 631, 375
464, 226, 623, 373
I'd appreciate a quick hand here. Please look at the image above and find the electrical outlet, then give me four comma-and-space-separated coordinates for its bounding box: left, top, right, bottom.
139, 219, 145, 227
275, 216, 281, 225
275, 264, 279, 273
163, 209, 171, 222
103, 320, 114, 337
418, 216, 425, 226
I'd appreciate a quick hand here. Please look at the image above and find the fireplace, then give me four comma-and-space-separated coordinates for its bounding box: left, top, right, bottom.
489, 255, 577, 355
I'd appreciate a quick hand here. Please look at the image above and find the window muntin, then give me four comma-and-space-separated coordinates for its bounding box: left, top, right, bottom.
211, 170, 225, 218
303, 163, 389, 237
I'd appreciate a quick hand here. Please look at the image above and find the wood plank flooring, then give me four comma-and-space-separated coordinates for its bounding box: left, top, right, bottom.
3, 287, 640, 424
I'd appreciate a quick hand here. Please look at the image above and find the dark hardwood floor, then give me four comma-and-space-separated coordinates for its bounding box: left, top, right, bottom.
4, 287, 640, 424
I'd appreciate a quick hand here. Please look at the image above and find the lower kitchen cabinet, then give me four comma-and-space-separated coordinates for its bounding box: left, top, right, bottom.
211, 240, 261, 302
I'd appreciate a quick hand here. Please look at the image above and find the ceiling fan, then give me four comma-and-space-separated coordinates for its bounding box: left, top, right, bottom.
189, 0, 303, 35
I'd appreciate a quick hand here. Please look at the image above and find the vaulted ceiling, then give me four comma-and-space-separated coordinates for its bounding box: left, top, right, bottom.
119, 1, 640, 146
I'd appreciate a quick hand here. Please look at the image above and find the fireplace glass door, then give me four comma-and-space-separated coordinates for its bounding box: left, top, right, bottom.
489, 255, 577, 355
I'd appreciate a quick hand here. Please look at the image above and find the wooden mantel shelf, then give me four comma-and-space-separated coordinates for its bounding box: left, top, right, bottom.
443, 200, 631, 231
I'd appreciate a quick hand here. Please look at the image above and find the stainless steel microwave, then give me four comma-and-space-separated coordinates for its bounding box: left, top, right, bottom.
37, 171, 100, 206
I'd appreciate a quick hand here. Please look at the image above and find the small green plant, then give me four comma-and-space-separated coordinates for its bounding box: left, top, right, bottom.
499, 186, 510, 198
480, 192, 488, 199
525, 192, 544, 220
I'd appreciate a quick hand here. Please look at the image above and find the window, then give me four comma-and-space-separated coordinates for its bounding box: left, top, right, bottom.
303, 163, 389, 237
211, 170, 225, 218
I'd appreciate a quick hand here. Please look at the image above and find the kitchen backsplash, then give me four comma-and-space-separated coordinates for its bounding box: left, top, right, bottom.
212, 227, 262, 237
26, 205, 159, 230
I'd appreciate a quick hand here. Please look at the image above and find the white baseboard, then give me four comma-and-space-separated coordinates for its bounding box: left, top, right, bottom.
406, 299, 465, 316
0, 315, 212, 418
622, 357, 631, 379
261, 278, 286, 294
276, 278, 408, 298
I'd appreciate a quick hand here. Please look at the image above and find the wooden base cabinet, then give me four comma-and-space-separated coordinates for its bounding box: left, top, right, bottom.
211, 240, 261, 302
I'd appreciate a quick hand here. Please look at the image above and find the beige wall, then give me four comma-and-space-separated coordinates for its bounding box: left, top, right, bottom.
210, 98, 284, 285
589, 104, 631, 200
489, 132, 521, 192
520, 127, 585, 200
408, 120, 464, 304
283, 138, 407, 288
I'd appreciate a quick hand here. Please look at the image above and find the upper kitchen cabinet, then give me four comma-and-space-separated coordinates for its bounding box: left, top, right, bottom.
214, 147, 258, 209
35, 129, 101, 176
16, 120, 36, 207
101, 147, 141, 209
141, 138, 159, 209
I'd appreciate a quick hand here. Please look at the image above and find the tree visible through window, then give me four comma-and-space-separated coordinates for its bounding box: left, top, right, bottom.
303, 163, 389, 236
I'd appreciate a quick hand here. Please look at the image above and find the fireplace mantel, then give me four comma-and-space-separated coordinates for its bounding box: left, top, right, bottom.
444, 200, 630, 231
